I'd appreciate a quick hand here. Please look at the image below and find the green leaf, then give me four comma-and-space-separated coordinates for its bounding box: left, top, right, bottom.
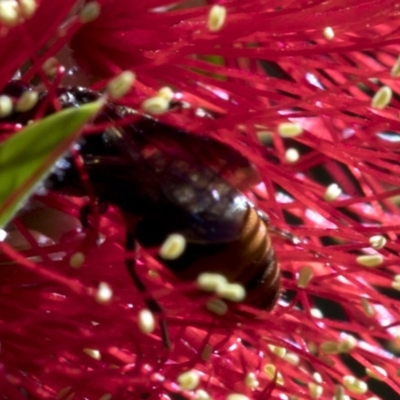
0, 100, 103, 229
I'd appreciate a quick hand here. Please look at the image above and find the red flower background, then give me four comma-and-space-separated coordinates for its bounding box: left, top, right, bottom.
1, 0, 400, 399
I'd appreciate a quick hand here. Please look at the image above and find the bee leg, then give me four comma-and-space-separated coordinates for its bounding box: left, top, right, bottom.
269, 226, 301, 245
79, 200, 108, 229
257, 209, 301, 245
125, 229, 171, 350
79, 203, 93, 229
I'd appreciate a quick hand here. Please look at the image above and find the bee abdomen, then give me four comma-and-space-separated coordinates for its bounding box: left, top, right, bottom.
244, 246, 280, 310
236, 207, 280, 310
163, 205, 280, 310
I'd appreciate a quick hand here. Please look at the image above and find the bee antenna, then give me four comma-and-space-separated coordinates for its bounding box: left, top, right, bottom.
125, 229, 172, 349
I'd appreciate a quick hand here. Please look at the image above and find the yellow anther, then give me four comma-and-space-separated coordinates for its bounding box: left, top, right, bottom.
356, 254, 383, 268
138, 309, 155, 334
208, 5, 226, 32
371, 86, 392, 110
278, 122, 303, 138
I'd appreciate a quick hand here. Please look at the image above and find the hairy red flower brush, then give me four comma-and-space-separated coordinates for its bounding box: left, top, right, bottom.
1, 0, 400, 399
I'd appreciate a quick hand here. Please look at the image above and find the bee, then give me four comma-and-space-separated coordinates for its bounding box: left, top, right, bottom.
1, 82, 281, 343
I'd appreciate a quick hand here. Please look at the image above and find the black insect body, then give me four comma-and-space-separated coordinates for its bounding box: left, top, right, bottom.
1, 82, 281, 343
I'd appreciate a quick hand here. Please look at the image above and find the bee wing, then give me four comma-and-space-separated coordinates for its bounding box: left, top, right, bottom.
115, 111, 260, 189
97, 110, 258, 243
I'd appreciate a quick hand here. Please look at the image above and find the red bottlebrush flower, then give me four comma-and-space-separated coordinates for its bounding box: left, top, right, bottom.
2, 0, 400, 399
